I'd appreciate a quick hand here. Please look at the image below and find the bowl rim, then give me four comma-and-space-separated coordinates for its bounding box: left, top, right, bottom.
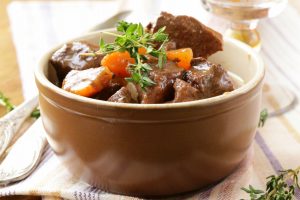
35, 31, 265, 110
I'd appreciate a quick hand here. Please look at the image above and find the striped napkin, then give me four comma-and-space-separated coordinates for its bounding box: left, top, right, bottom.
2, 1, 300, 199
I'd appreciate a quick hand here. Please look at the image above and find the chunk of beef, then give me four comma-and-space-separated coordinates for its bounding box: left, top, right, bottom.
108, 87, 135, 103
173, 79, 201, 103
50, 41, 104, 83
165, 41, 177, 51
190, 57, 207, 66
94, 77, 126, 100
139, 61, 184, 104
146, 22, 153, 32
184, 58, 234, 98
153, 12, 222, 58
144, 55, 158, 64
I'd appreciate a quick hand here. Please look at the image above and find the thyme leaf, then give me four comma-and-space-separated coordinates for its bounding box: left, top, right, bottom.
83, 20, 169, 89
258, 108, 268, 127
30, 108, 41, 119
0, 92, 15, 112
0, 92, 40, 119
241, 167, 300, 200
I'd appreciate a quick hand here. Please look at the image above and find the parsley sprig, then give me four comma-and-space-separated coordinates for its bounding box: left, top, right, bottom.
242, 167, 300, 200
83, 21, 169, 89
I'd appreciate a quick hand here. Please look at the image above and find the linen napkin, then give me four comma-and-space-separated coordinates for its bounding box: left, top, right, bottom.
1, 1, 300, 199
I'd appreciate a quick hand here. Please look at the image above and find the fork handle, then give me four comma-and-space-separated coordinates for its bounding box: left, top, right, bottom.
0, 95, 39, 157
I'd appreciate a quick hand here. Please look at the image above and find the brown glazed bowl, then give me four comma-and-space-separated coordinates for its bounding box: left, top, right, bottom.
35, 31, 264, 197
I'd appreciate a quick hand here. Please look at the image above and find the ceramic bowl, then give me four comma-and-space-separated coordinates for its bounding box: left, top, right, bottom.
35, 30, 264, 197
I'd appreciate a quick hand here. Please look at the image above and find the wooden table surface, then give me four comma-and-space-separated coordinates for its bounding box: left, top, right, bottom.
0, 0, 299, 199
0, 0, 23, 115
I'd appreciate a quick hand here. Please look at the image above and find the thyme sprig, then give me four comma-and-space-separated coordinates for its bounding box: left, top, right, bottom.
242, 109, 300, 199
30, 107, 41, 119
0, 92, 15, 112
82, 21, 169, 89
0, 92, 40, 119
242, 167, 300, 200
258, 108, 268, 127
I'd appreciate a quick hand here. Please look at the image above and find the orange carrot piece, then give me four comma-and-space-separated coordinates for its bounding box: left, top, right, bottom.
62, 67, 113, 97
101, 51, 135, 77
138, 47, 147, 55
166, 48, 193, 70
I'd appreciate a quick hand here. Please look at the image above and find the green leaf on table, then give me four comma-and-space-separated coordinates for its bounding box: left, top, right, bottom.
0, 92, 15, 112
258, 108, 268, 127
0, 91, 40, 119
31, 108, 40, 119
241, 167, 300, 200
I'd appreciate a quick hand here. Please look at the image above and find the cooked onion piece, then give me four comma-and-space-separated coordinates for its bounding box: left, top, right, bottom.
62, 67, 113, 97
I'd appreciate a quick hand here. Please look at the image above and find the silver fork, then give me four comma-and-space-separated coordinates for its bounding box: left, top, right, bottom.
0, 96, 39, 157
0, 118, 46, 185
0, 96, 48, 185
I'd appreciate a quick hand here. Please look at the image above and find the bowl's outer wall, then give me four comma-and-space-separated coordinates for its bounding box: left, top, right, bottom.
36, 34, 264, 197
38, 84, 261, 196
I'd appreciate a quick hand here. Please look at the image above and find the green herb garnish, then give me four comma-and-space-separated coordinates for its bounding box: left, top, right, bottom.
83, 21, 169, 89
258, 108, 268, 127
0, 91, 40, 119
30, 108, 41, 119
241, 167, 300, 200
0, 92, 15, 112
242, 108, 299, 199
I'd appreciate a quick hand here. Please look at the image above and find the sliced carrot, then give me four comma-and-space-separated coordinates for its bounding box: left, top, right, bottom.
62, 67, 113, 97
166, 48, 193, 70
138, 47, 147, 55
101, 51, 135, 77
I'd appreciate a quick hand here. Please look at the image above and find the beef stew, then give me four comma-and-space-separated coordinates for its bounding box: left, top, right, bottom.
49, 12, 236, 104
